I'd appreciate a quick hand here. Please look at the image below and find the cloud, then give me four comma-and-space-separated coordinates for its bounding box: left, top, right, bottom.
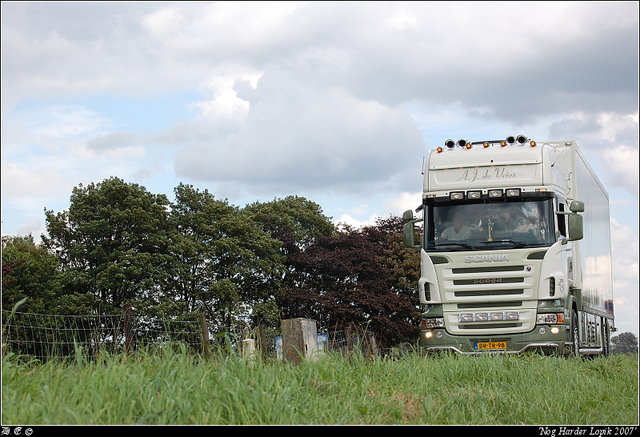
168, 66, 424, 195
1, 161, 73, 197
86, 131, 140, 151
546, 111, 639, 198
335, 213, 379, 230
383, 192, 423, 216
603, 146, 639, 198
610, 217, 639, 333
3, 3, 636, 121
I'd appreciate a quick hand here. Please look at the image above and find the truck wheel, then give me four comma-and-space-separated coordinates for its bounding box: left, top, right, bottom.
570, 311, 580, 357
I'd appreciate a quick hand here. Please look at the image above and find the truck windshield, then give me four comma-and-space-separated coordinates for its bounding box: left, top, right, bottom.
425, 198, 556, 251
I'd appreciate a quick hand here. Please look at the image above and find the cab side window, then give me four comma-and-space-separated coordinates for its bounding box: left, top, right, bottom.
557, 202, 567, 237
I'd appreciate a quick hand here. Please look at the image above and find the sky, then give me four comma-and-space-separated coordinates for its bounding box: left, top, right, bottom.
1, 2, 638, 336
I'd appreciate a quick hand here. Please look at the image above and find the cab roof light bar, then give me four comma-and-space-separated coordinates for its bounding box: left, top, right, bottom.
438, 135, 536, 152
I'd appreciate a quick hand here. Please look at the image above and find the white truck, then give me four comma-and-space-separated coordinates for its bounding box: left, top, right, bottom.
403, 135, 615, 356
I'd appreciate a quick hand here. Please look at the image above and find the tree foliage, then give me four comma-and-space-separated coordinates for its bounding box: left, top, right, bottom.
169, 183, 284, 330
611, 331, 639, 354
1, 235, 62, 314
276, 217, 420, 348
41, 177, 173, 312
6, 178, 423, 348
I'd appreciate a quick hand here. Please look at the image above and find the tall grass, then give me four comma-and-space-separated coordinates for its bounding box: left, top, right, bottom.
2, 346, 637, 425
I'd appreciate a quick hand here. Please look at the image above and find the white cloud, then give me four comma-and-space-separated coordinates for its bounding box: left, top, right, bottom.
610, 217, 639, 334
1, 161, 73, 197
603, 146, 639, 198
14, 219, 46, 240
383, 192, 422, 217
170, 68, 424, 194
193, 64, 263, 121
334, 213, 379, 230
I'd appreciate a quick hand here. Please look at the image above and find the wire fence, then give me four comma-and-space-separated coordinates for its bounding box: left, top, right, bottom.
1, 310, 206, 361
2, 309, 380, 362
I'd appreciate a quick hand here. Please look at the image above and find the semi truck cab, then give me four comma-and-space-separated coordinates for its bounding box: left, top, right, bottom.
403, 136, 614, 356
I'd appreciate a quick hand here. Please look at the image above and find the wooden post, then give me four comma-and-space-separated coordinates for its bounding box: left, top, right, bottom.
123, 303, 133, 353
258, 325, 268, 360
281, 318, 318, 364
199, 312, 212, 360
365, 331, 378, 360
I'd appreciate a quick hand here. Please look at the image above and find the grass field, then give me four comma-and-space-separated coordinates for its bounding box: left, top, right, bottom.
2, 347, 638, 425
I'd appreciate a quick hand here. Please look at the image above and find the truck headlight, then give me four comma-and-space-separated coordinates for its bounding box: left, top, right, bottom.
536, 313, 564, 324
422, 318, 445, 329
459, 313, 474, 322
505, 312, 520, 321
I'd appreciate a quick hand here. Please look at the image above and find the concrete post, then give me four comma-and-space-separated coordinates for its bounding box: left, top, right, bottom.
281, 318, 318, 364
243, 338, 257, 366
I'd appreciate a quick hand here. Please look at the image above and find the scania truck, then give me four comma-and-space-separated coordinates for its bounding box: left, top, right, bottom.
403, 135, 615, 356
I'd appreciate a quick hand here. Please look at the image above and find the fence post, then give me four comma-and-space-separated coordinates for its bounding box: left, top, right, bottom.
199, 312, 212, 360
123, 304, 133, 353
258, 325, 268, 360
243, 338, 257, 367
365, 331, 378, 360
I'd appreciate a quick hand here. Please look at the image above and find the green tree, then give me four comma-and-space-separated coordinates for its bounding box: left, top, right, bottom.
611, 331, 639, 354
243, 196, 336, 328
245, 195, 336, 250
371, 216, 422, 320
277, 217, 420, 348
1, 235, 63, 314
41, 177, 174, 312
170, 183, 284, 332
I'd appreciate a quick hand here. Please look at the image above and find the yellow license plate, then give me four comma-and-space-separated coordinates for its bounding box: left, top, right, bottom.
475, 341, 507, 351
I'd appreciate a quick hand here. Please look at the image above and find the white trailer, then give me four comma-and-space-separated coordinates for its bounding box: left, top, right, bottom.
403, 136, 615, 355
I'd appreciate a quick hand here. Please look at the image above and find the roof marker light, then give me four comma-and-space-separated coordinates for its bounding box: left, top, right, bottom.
506, 188, 521, 197
483, 142, 490, 148
530, 140, 537, 147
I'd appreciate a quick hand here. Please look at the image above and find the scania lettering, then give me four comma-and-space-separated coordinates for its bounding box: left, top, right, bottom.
465, 254, 510, 263
403, 136, 615, 355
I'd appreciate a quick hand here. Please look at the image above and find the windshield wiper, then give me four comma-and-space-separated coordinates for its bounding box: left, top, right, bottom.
435, 242, 474, 250
478, 239, 530, 248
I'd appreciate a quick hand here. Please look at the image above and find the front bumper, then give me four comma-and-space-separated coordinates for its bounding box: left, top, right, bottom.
419, 324, 573, 355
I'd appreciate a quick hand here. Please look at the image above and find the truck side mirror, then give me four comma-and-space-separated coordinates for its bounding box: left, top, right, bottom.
569, 200, 584, 213
403, 209, 422, 249
403, 221, 416, 248
568, 213, 583, 241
